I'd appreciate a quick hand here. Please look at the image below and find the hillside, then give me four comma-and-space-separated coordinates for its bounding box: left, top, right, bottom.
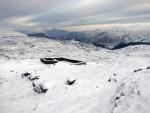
26, 28, 150, 50
0, 30, 150, 113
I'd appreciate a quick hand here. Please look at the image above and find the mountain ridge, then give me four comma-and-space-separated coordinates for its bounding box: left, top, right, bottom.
26, 28, 150, 50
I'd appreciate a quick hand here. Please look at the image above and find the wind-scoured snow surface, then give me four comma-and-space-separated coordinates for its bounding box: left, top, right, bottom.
0, 29, 150, 113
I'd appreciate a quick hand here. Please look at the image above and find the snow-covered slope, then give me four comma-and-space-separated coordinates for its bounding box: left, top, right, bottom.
26, 28, 150, 50
0, 30, 150, 113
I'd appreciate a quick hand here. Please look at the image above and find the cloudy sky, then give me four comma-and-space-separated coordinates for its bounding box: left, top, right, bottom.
0, 0, 150, 30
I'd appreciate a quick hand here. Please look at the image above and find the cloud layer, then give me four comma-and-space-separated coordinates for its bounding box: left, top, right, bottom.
0, 0, 150, 29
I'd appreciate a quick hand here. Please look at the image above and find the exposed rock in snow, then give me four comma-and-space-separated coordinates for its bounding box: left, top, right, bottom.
66, 78, 77, 85
0, 29, 150, 113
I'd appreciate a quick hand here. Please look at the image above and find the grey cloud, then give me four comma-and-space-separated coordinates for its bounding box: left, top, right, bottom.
0, 0, 67, 19
0, 0, 150, 29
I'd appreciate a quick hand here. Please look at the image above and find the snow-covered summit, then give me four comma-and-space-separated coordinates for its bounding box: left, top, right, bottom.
0, 29, 150, 113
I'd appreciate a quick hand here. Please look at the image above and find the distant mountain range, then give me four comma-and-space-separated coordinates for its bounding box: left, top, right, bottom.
26, 28, 150, 50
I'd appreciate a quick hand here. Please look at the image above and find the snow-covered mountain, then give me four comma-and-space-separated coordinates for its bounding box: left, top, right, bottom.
26, 28, 150, 50
1, 29, 150, 113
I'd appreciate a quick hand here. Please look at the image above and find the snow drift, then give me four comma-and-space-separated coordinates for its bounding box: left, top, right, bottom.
0, 29, 150, 113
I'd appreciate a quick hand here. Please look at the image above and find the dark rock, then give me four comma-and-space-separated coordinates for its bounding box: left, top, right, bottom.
108, 78, 111, 82
134, 69, 143, 72
28, 76, 40, 81
115, 96, 120, 100
74, 62, 86, 65
66, 79, 76, 85
32, 82, 35, 87
137, 91, 141, 95
21, 73, 31, 77
40, 58, 58, 64
120, 92, 125, 96
41, 57, 86, 65
108, 78, 117, 82
114, 73, 117, 76
54, 57, 86, 65
114, 79, 117, 82
33, 83, 48, 94
146, 66, 150, 69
